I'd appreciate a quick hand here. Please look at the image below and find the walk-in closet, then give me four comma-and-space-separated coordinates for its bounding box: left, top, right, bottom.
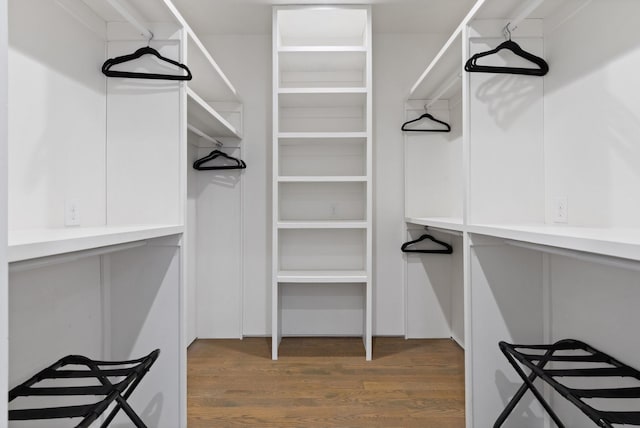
1, 0, 639, 427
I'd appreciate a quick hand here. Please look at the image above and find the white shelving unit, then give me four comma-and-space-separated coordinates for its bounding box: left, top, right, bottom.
272, 5, 372, 360
405, 0, 640, 426
3, 0, 242, 426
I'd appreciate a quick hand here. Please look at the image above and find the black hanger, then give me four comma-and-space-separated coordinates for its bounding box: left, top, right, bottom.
401, 229, 452, 254
102, 46, 192, 81
401, 110, 451, 132
464, 31, 549, 76
193, 150, 247, 170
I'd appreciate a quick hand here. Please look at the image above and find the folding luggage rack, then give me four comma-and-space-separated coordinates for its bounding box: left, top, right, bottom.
495, 339, 640, 428
8, 349, 159, 427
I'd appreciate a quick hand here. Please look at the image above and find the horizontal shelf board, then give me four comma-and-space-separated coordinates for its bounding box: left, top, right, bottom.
278, 132, 367, 140
467, 224, 640, 262
80, 0, 179, 25
472, 0, 572, 21
8, 224, 184, 263
278, 221, 368, 229
278, 46, 367, 53
277, 270, 368, 283
279, 88, 367, 108
278, 176, 368, 183
405, 217, 465, 232
279, 50, 366, 75
187, 30, 239, 102
187, 88, 240, 138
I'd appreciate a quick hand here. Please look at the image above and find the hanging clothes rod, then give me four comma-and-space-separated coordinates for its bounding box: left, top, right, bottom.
428, 227, 463, 238
106, 0, 154, 40
504, 0, 544, 35
425, 73, 462, 110
505, 240, 640, 273
187, 125, 223, 148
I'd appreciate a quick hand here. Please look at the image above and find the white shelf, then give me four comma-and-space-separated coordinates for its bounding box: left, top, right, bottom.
278, 270, 368, 283
278, 132, 367, 139
187, 88, 240, 138
79, 0, 179, 27
278, 220, 367, 229
468, 224, 640, 262
279, 46, 366, 53
278, 176, 367, 183
8, 225, 184, 263
279, 88, 367, 108
186, 29, 239, 102
406, 217, 465, 232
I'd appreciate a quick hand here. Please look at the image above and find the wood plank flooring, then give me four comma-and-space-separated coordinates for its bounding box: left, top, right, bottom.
188, 337, 465, 427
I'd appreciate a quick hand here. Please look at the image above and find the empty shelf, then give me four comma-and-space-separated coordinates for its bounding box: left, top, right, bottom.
9, 225, 183, 263
187, 88, 240, 138
278, 176, 367, 183
278, 270, 368, 283
278, 221, 368, 229
468, 224, 640, 262
279, 88, 367, 108
278, 132, 367, 140
405, 217, 465, 232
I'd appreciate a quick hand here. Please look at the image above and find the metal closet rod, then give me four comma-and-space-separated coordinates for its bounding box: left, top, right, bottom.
504, 240, 640, 273
188, 125, 223, 148
106, 0, 154, 40
504, 0, 545, 35
424, 73, 461, 111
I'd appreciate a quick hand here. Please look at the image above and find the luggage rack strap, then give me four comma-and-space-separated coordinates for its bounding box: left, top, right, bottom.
494, 339, 640, 428
8, 349, 159, 428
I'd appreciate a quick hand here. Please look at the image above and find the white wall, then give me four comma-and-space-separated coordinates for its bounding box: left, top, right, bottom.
544, 0, 640, 228
186, 141, 198, 344
8, 0, 106, 231
373, 33, 448, 335
203, 34, 271, 336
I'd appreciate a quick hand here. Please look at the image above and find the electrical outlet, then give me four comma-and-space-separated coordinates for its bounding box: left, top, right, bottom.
65, 199, 81, 226
552, 196, 568, 223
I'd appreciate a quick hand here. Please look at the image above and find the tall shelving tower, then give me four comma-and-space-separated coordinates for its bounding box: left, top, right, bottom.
272, 5, 372, 360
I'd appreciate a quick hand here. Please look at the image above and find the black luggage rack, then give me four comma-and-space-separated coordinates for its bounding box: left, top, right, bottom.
8, 349, 159, 428
495, 339, 640, 428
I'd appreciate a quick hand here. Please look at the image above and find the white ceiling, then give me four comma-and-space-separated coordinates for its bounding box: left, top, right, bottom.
170, 0, 477, 35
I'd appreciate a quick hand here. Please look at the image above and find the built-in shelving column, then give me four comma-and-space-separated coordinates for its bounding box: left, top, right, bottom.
0, 0, 7, 417
272, 5, 372, 360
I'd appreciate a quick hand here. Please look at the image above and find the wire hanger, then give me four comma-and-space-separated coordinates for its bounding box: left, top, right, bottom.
102, 32, 193, 81
401, 227, 453, 254
464, 24, 549, 76
193, 149, 247, 171
401, 105, 451, 133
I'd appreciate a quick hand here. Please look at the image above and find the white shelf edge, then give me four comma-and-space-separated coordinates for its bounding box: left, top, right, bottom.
278, 221, 368, 229
467, 223, 640, 262
186, 88, 240, 138
278, 87, 367, 95
162, 0, 239, 100
278, 46, 367, 53
186, 30, 238, 100
277, 270, 368, 283
278, 176, 368, 183
407, 0, 488, 100
409, 27, 463, 99
278, 132, 367, 139
405, 217, 465, 232
8, 224, 184, 263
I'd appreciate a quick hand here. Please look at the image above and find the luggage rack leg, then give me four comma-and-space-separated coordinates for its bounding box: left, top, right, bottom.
8, 349, 159, 428
494, 343, 565, 428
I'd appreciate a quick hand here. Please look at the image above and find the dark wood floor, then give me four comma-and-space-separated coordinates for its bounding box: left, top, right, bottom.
188, 337, 465, 427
